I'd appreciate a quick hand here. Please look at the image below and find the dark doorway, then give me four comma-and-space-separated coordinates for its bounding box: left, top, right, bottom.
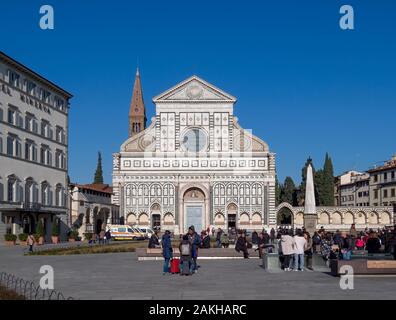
22, 214, 35, 234
96, 219, 103, 234
152, 214, 161, 231
228, 214, 236, 229
277, 208, 293, 226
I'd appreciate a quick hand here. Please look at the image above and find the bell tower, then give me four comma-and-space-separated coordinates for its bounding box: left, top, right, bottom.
128, 68, 146, 137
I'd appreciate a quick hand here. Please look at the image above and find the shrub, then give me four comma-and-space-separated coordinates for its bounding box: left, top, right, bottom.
36, 220, 45, 237
84, 233, 93, 241
51, 219, 60, 237
4, 234, 17, 242
18, 233, 28, 242
68, 230, 79, 240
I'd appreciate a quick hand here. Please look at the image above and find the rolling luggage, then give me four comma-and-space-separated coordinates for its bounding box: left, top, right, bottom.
170, 258, 180, 274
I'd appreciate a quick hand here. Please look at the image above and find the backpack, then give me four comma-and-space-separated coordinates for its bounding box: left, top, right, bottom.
181, 243, 191, 256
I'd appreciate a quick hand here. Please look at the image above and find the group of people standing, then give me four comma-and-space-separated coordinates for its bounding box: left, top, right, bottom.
160, 226, 201, 276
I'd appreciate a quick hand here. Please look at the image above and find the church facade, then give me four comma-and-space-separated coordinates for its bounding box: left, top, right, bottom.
112, 73, 276, 235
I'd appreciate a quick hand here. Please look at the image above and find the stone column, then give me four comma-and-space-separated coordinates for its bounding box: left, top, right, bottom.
304, 164, 317, 235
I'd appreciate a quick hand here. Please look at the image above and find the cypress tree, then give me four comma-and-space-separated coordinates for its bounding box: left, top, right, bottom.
94, 152, 104, 184
280, 177, 297, 206
322, 153, 335, 206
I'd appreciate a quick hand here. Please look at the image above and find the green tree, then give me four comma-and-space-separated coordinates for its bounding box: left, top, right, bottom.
322, 153, 335, 206
280, 177, 297, 206
94, 152, 104, 184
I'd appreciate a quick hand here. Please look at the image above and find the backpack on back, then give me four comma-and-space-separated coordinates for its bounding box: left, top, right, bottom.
181, 243, 191, 256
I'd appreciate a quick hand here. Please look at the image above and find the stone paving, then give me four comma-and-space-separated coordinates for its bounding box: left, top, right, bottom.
1, 245, 396, 300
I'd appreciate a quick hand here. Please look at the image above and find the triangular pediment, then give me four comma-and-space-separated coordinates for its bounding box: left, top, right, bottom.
153, 75, 237, 103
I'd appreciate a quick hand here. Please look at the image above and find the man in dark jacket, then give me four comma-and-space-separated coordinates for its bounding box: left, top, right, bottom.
235, 233, 249, 259
188, 226, 201, 273
162, 231, 173, 275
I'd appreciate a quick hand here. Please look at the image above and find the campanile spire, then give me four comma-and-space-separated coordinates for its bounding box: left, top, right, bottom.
128, 68, 146, 137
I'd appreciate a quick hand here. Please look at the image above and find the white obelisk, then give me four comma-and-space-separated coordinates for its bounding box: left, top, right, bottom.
304, 163, 317, 234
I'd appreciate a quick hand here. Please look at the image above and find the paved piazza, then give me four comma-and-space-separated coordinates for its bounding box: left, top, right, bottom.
1, 246, 396, 300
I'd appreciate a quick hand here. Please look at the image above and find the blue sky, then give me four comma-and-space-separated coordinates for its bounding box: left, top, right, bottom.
2, 0, 395, 185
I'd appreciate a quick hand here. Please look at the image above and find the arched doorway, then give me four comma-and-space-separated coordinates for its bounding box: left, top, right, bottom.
183, 188, 205, 234
277, 207, 293, 227
151, 203, 161, 230
227, 203, 238, 231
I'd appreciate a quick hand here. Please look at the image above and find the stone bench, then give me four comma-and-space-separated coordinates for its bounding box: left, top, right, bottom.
331, 259, 396, 276
136, 248, 260, 261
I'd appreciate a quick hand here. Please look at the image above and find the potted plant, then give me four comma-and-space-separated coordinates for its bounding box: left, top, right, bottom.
51, 219, 60, 244
35, 220, 45, 245
4, 234, 17, 245
68, 230, 79, 242
18, 233, 28, 246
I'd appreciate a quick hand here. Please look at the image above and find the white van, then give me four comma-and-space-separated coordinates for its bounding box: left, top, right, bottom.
106, 225, 145, 241
134, 226, 155, 239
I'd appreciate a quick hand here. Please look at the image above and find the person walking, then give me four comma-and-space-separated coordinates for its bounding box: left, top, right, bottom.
188, 226, 201, 273
281, 229, 296, 271
294, 229, 307, 271
27, 233, 36, 253
148, 230, 160, 249
162, 230, 173, 275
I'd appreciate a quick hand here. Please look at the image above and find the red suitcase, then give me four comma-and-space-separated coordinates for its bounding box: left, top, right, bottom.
170, 258, 180, 274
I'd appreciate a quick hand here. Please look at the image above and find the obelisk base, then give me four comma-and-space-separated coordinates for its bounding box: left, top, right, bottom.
304, 214, 317, 236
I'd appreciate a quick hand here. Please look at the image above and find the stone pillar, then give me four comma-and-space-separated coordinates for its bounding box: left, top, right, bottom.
304, 164, 317, 234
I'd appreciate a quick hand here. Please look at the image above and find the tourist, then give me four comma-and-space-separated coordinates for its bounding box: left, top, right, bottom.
251, 231, 259, 245
355, 236, 365, 251
320, 234, 333, 261
201, 232, 211, 249
262, 230, 270, 245
179, 235, 193, 275
105, 229, 111, 245
162, 230, 173, 275
235, 232, 249, 259
350, 224, 358, 238
340, 232, 353, 260
216, 228, 223, 248
304, 232, 313, 270
366, 232, 382, 254
148, 230, 160, 249
188, 226, 201, 273
294, 229, 307, 271
281, 229, 295, 271
270, 228, 276, 244
211, 227, 216, 238
221, 233, 230, 248
27, 233, 35, 253
257, 232, 275, 259
99, 229, 105, 245
312, 232, 321, 253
